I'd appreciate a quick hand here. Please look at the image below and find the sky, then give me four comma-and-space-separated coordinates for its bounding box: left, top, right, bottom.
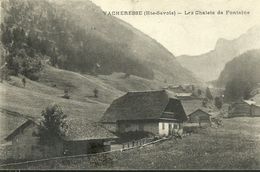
91, 0, 260, 56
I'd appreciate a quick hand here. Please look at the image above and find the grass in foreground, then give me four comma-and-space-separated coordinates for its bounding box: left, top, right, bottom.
2, 117, 260, 170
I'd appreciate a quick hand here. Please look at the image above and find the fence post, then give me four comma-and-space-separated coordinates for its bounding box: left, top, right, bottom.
127, 142, 130, 148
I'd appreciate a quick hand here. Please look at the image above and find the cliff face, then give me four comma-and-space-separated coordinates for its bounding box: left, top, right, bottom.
177, 26, 260, 82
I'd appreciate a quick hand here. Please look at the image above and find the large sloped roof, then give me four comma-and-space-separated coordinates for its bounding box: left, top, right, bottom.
189, 109, 211, 117
5, 116, 117, 142
1, 108, 37, 142
100, 90, 187, 123
243, 100, 256, 105
181, 99, 212, 115
63, 118, 117, 141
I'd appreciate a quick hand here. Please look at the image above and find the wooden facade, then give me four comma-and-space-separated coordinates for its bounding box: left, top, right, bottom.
228, 101, 251, 117
5, 121, 64, 160
251, 105, 260, 116
228, 100, 260, 117
116, 119, 183, 137
5, 119, 117, 161
189, 109, 211, 123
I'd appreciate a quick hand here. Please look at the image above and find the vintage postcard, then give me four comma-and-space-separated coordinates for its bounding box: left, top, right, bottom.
0, 0, 260, 170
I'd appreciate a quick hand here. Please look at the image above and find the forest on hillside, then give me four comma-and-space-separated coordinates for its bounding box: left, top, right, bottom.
1, 0, 154, 81
216, 49, 260, 102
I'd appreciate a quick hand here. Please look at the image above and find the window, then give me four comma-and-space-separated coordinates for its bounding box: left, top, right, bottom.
162, 123, 165, 130
174, 124, 178, 129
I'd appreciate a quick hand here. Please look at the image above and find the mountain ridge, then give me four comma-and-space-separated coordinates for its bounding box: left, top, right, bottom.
177, 25, 260, 82
51, 0, 199, 84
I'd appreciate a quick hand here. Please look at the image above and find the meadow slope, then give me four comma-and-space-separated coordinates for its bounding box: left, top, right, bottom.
0, 64, 168, 141
2, 117, 260, 169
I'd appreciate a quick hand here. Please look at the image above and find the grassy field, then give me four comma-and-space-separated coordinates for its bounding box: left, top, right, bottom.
0, 64, 169, 141
2, 64, 258, 169
2, 117, 260, 170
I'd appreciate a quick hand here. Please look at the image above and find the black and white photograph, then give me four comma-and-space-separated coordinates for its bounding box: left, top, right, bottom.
0, 0, 260, 170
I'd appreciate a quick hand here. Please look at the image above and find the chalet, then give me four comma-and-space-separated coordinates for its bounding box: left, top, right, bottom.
188, 109, 211, 124
100, 90, 188, 137
4, 118, 117, 161
251, 94, 260, 116
175, 93, 194, 100
168, 85, 187, 93
166, 84, 204, 100
181, 99, 212, 124
228, 99, 256, 117
252, 104, 260, 116
0, 109, 29, 140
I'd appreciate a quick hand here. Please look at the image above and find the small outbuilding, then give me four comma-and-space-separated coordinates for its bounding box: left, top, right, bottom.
252, 104, 260, 116
228, 99, 260, 117
4, 117, 117, 161
181, 99, 212, 126
175, 93, 194, 100
188, 109, 211, 123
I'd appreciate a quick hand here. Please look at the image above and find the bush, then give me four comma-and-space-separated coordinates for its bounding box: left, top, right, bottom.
214, 97, 223, 109
26, 72, 40, 81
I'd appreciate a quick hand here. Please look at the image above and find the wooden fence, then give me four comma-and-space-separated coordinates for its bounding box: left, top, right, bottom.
0, 137, 170, 169
121, 137, 154, 150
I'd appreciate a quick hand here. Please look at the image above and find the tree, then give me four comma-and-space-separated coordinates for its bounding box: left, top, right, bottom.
94, 88, 99, 98
202, 98, 208, 107
38, 104, 68, 145
206, 87, 213, 100
62, 88, 70, 99
243, 82, 253, 100
224, 78, 254, 102
22, 77, 26, 87
214, 97, 223, 109
197, 89, 202, 96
